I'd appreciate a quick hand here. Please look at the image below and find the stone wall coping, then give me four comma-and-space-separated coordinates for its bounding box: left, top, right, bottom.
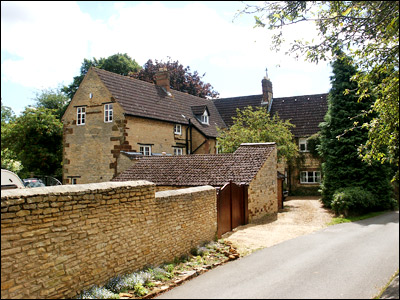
156, 185, 215, 198
1, 180, 155, 199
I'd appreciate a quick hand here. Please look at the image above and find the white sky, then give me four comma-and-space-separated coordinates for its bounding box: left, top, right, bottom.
1, 1, 332, 115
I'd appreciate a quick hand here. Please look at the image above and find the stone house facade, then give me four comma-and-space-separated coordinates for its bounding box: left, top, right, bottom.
62, 67, 327, 195
62, 67, 226, 184
213, 74, 328, 195
113, 142, 278, 222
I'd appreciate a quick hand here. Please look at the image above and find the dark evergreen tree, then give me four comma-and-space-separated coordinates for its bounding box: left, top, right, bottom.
319, 52, 393, 209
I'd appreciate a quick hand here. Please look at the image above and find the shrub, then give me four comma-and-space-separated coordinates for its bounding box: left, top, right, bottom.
133, 283, 148, 297
331, 187, 376, 216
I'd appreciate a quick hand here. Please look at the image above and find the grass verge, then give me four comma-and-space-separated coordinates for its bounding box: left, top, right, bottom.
327, 211, 388, 226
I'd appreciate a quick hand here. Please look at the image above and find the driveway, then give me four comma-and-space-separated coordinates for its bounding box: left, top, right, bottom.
223, 196, 335, 256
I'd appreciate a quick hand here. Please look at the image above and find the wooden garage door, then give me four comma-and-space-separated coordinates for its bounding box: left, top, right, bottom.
217, 182, 248, 238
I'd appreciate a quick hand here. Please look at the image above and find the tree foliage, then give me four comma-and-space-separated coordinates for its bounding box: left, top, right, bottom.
217, 106, 298, 163
1, 102, 22, 173
62, 53, 141, 99
2, 106, 63, 179
33, 88, 70, 120
239, 1, 399, 179
129, 58, 220, 99
318, 53, 393, 208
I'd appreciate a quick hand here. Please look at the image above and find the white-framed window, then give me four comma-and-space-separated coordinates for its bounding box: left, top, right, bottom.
174, 124, 182, 135
104, 104, 113, 123
300, 171, 321, 184
72, 178, 77, 185
173, 148, 183, 156
139, 145, 152, 156
77, 107, 86, 125
200, 110, 209, 125
299, 138, 309, 152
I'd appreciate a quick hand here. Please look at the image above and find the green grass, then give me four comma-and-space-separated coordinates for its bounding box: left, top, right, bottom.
327, 211, 388, 226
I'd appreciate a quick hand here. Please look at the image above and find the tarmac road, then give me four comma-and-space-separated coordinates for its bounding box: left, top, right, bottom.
157, 211, 399, 299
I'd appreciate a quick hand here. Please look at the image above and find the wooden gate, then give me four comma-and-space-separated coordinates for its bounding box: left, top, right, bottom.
217, 182, 248, 238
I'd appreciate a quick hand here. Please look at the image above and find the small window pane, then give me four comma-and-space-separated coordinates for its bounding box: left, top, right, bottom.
300, 172, 307, 183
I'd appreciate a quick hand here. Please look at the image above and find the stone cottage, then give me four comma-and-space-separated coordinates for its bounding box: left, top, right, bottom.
62, 67, 226, 184
213, 73, 328, 195
62, 67, 328, 194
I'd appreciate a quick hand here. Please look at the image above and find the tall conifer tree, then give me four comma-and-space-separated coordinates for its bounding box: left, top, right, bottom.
319, 52, 393, 208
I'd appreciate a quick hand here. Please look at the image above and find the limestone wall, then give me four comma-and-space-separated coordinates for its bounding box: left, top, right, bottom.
247, 146, 278, 221
1, 181, 216, 299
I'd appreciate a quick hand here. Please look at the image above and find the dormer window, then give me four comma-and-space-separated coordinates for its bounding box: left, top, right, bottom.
201, 110, 209, 125
299, 138, 309, 152
104, 104, 113, 123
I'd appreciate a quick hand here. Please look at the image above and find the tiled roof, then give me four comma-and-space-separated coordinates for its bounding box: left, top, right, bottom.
213, 95, 264, 127
113, 143, 275, 186
93, 68, 226, 138
213, 93, 328, 137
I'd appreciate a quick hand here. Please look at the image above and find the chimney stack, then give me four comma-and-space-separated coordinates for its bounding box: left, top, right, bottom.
262, 68, 273, 105
155, 67, 171, 93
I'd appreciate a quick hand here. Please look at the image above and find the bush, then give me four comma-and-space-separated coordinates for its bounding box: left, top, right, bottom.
331, 187, 376, 216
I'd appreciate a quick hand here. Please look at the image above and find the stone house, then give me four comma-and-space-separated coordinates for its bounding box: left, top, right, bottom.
62, 67, 327, 194
113, 142, 278, 222
62, 67, 226, 184
213, 73, 328, 195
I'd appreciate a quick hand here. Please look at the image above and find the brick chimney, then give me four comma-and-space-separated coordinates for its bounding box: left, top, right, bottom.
262, 68, 273, 105
155, 67, 171, 93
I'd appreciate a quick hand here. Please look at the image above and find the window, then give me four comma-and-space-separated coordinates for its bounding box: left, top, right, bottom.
72, 178, 77, 185
200, 110, 209, 125
299, 138, 308, 152
139, 145, 152, 156
174, 124, 182, 135
174, 148, 183, 155
300, 171, 321, 184
77, 107, 86, 125
104, 104, 113, 123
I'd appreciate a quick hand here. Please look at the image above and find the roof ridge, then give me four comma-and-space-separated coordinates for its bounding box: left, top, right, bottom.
92, 66, 218, 103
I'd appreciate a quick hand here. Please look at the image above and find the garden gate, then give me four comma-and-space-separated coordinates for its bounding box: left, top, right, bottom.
217, 182, 248, 238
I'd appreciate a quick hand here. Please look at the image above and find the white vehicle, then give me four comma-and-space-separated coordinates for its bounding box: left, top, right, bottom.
1, 169, 25, 190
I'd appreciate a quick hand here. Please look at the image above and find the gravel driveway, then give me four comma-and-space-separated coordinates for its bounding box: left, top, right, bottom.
222, 196, 335, 256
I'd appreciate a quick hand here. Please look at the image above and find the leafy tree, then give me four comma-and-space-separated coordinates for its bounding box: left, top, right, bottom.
2, 107, 63, 179
318, 53, 393, 209
62, 53, 141, 99
130, 58, 219, 99
1, 102, 22, 173
33, 88, 70, 119
217, 106, 297, 163
1, 100, 15, 123
239, 1, 399, 180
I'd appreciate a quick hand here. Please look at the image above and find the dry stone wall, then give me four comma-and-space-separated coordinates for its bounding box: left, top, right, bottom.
1, 181, 216, 299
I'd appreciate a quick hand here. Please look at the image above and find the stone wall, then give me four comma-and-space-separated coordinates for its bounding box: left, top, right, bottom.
247, 146, 278, 221
62, 68, 127, 185
1, 181, 217, 299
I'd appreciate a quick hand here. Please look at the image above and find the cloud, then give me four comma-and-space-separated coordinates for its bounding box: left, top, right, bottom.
1, 1, 330, 98
1, 1, 94, 88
